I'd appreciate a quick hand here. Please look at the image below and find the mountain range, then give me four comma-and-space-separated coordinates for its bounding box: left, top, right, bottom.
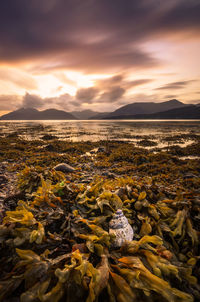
0, 99, 199, 120
105, 105, 200, 120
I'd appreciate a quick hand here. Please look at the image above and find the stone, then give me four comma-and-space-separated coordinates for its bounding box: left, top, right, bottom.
54, 163, 75, 173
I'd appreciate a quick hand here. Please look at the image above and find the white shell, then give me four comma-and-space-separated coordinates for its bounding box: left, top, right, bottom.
109, 209, 134, 247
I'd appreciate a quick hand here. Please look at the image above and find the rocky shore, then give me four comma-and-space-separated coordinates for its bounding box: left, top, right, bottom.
0, 136, 200, 302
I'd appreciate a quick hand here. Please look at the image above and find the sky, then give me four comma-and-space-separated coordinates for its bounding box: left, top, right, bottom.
0, 0, 200, 115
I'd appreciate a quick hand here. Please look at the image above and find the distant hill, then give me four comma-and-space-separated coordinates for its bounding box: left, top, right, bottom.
71, 109, 99, 119
0, 107, 77, 120
105, 99, 186, 118
104, 105, 200, 120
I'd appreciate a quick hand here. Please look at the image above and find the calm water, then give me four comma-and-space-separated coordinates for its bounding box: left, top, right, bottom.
0, 120, 199, 148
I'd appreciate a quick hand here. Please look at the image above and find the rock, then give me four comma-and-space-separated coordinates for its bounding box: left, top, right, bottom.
109, 209, 134, 248
54, 163, 75, 173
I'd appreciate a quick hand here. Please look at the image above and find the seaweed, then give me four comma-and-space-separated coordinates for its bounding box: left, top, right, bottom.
0, 137, 200, 302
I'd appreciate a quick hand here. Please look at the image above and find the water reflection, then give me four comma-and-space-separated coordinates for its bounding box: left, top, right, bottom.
0, 120, 199, 149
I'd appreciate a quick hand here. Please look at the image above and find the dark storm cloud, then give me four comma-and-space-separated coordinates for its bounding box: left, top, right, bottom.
0, 0, 200, 72
156, 80, 194, 90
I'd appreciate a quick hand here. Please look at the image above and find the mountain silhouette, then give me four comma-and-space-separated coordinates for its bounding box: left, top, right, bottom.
105, 99, 186, 118
103, 105, 200, 119
0, 107, 77, 120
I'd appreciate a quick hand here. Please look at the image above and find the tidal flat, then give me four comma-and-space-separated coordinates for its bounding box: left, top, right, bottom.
0, 122, 200, 302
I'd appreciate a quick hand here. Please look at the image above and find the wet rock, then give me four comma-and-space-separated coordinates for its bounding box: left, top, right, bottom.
54, 163, 75, 173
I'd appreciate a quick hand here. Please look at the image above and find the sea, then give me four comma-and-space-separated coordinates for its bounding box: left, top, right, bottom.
0, 120, 200, 150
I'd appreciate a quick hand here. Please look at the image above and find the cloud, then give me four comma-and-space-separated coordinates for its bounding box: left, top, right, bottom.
27, 74, 154, 109
0, 95, 22, 110
89, 74, 153, 104
1, 0, 199, 73
95, 74, 153, 89
22, 93, 44, 108
54, 72, 77, 87
48, 93, 75, 110
76, 87, 99, 102
98, 87, 125, 103
0, 69, 37, 90
155, 80, 194, 90
164, 94, 177, 99
124, 79, 154, 89
21, 92, 76, 111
